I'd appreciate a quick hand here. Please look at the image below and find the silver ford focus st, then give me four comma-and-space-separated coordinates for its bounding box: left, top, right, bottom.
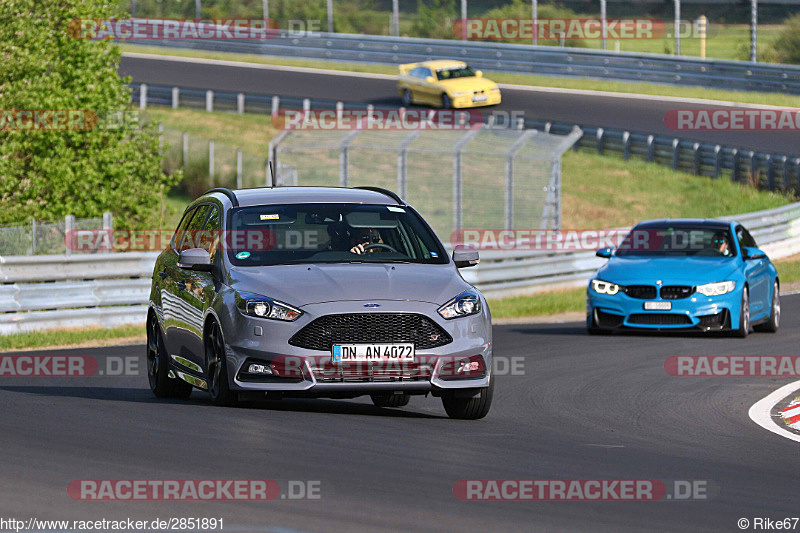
147, 186, 493, 419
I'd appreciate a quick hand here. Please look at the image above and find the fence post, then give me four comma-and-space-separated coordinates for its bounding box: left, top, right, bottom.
303, 98, 311, 112
271, 96, 280, 116
172, 86, 179, 109
205, 90, 214, 112
504, 130, 536, 230
596, 128, 604, 154
31, 217, 37, 255
336, 101, 344, 120
452, 128, 482, 233
158, 124, 164, 156
671, 138, 680, 170
102, 212, 113, 254
65, 215, 75, 256
209, 140, 215, 186
339, 130, 362, 187
237, 93, 245, 114
713, 145, 721, 178
646, 134, 655, 162
139, 83, 148, 110
622, 131, 631, 160
732, 148, 739, 182
397, 131, 421, 200
692, 142, 700, 175
182, 132, 189, 171
236, 149, 243, 189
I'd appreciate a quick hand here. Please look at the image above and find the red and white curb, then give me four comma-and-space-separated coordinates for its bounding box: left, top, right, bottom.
749, 380, 800, 443
780, 399, 800, 430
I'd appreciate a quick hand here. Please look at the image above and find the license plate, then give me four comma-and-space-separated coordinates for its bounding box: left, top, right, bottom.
644, 301, 672, 310
332, 343, 415, 363
472, 95, 488, 102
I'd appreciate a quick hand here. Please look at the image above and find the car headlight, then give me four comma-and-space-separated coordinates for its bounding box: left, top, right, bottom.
591, 279, 621, 295
235, 291, 302, 321
695, 281, 736, 297
438, 290, 482, 319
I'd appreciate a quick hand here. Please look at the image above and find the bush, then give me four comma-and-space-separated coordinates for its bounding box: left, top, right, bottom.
765, 13, 800, 64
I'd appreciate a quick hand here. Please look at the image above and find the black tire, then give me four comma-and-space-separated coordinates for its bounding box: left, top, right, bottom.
754, 281, 780, 333
402, 89, 413, 107
370, 393, 411, 408
442, 379, 493, 420
441, 93, 452, 109
733, 287, 750, 338
146, 312, 192, 399
205, 321, 237, 407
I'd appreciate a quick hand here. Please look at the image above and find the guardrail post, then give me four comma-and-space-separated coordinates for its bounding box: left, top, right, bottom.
303, 98, 311, 112
139, 83, 147, 110
766, 154, 775, 190
596, 128, 604, 154
208, 140, 215, 185
271, 96, 280, 116
713, 145, 721, 178
30, 217, 37, 255
671, 139, 680, 170
544, 121, 552, 133
205, 90, 214, 112
692, 142, 700, 175
781, 155, 788, 191
237, 93, 245, 114
171, 86, 179, 109
622, 131, 631, 160
102, 212, 113, 254
65, 215, 75, 256
336, 101, 344, 120
732, 148, 739, 182
182, 132, 189, 170
749, 151, 757, 185
646, 135, 654, 162
236, 149, 243, 189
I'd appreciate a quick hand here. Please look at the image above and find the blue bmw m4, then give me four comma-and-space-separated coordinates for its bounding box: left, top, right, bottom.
586, 219, 780, 337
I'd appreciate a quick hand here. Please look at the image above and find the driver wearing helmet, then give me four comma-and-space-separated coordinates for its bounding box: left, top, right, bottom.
711, 232, 731, 256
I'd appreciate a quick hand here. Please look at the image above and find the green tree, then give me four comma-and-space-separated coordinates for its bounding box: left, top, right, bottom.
765, 13, 800, 64
0, 0, 178, 228
412, 0, 458, 39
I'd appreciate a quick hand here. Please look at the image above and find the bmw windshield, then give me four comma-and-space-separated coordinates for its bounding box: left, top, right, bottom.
615, 226, 736, 257
227, 203, 448, 266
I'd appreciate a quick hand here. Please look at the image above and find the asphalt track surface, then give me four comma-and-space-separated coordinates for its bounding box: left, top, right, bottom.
2, 297, 800, 532
119, 54, 800, 156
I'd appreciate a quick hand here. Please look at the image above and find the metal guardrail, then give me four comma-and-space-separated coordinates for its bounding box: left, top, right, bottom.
130, 31, 800, 94
134, 81, 800, 192
2, 203, 800, 332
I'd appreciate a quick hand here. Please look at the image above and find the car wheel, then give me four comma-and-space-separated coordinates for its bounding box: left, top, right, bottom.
441, 93, 452, 109
734, 287, 750, 338
442, 379, 493, 420
147, 312, 192, 399
370, 393, 411, 408
402, 89, 413, 107
754, 281, 780, 333
206, 321, 237, 406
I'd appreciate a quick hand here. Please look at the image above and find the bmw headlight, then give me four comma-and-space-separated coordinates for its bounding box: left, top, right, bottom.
438, 290, 482, 319
696, 281, 736, 297
591, 279, 621, 295
235, 291, 303, 321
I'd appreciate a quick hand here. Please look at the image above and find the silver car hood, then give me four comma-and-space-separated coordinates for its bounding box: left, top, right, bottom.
228, 263, 472, 307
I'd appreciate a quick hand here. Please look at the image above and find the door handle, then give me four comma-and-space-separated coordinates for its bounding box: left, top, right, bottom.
176, 281, 186, 291
159, 270, 168, 279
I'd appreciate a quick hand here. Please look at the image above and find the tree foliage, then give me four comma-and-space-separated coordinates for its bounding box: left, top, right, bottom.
0, 0, 177, 228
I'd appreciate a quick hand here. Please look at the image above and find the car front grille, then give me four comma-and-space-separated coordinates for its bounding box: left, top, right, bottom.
628, 313, 692, 325
660, 286, 695, 299
697, 310, 728, 330
624, 285, 657, 299
596, 309, 624, 328
288, 313, 452, 352
310, 361, 433, 383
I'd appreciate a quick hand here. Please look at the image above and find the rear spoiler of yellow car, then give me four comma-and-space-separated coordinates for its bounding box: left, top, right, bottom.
398, 62, 418, 75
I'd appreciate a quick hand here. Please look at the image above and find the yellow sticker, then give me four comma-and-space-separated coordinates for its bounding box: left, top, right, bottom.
260, 214, 280, 220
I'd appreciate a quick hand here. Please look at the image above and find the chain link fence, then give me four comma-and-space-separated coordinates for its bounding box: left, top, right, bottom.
0, 214, 112, 257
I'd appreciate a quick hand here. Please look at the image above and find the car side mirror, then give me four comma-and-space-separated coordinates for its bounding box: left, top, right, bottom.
475, 70, 483, 77
178, 248, 213, 271
742, 246, 766, 260
425, 76, 436, 84
596, 247, 614, 258
453, 245, 479, 268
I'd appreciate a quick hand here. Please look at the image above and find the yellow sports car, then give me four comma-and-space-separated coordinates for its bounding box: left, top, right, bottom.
397, 60, 501, 109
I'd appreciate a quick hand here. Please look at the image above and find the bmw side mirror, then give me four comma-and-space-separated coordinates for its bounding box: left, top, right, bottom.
742, 247, 766, 260
475, 70, 483, 77
425, 76, 436, 84
596, 247, 614, 258
178, 248, 213, 271
453, 245, 479, 268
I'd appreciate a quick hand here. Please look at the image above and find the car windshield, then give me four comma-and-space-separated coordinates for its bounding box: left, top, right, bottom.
615, 226, 736, 257
227, 203, 448, 266
436, 66, 476, 80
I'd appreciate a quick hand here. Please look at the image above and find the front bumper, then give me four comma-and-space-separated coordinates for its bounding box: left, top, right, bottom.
586, 288, 741, 331
452, 92, 502, 108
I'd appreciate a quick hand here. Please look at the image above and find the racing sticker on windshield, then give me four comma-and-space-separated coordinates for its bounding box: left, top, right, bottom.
386, 206, 405, 213
260, 214, 280, 220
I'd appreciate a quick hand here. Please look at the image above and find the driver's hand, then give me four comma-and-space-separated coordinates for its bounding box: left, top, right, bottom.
350, 243, 365, 254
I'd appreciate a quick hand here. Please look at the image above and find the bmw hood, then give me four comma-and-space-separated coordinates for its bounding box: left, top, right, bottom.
228, 263, 472, 307
596, 256, 742, 286
438, 78, 497, 92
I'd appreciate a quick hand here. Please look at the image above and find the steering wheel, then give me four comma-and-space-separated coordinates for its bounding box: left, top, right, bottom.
363, 243, 398, 253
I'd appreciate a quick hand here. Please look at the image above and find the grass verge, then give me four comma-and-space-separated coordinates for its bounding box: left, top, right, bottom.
488, 288, 585, 319
0, 325, 145, 352
122, 44, 800, 108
